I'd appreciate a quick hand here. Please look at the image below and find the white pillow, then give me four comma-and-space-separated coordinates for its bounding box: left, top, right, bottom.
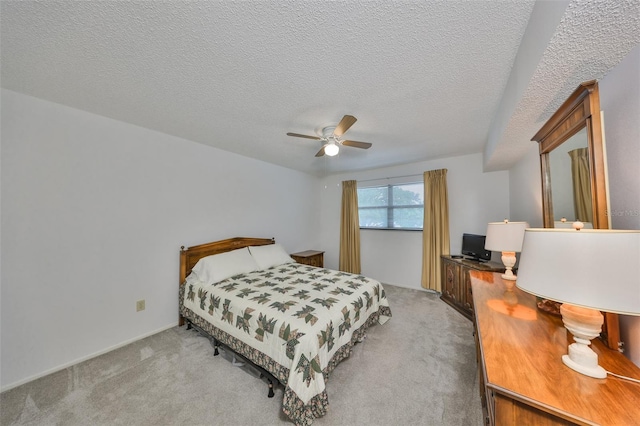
191, 247, 259, 285
249, 244, 295, 270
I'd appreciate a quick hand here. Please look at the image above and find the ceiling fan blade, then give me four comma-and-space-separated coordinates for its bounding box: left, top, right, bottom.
315, 146, 326, 157
287, 132, 322, 140
342, 140, 372, 149
333, 115, 357, 137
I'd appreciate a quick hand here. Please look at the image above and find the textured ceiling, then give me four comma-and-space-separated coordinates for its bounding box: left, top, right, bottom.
1, 1, 638, 176
485, 0, 640, 171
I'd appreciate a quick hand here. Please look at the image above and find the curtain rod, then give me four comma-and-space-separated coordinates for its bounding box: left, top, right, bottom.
357, 173, 424, 183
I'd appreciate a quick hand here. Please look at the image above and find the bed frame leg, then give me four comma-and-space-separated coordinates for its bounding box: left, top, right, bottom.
267, 380, 275, 398
213, 339, 219, 356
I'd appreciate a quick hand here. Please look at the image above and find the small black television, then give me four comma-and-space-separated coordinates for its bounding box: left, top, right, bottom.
461, 233, 491, 262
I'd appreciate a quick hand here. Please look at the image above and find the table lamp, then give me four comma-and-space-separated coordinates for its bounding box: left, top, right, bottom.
516, 227, 640, 379
485, 220, 529, 280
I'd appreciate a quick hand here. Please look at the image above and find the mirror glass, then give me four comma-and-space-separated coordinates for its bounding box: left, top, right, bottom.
548, 128, 594, 227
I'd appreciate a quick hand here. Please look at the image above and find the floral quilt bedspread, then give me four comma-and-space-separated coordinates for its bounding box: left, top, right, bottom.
180, 262, 391, 425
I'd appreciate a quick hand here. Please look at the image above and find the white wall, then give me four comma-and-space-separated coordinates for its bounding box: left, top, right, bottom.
0, 90, 321, 390
508, 144, 543, 227
318, 153, 510, 290
598, 44, 640, 367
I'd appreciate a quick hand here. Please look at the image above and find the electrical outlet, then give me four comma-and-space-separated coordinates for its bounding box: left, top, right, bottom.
136, 299, 145, 312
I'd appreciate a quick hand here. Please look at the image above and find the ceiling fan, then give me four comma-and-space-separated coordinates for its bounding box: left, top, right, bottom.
286, 115, 372, 157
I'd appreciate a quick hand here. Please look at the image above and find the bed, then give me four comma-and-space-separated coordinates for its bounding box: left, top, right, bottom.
178, 237, 392, 425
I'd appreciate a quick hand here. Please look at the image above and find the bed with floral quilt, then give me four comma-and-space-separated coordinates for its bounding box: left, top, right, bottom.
178, 237, 392, 425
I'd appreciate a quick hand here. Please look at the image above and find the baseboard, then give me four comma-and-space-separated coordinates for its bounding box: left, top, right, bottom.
1, 322, 178, 393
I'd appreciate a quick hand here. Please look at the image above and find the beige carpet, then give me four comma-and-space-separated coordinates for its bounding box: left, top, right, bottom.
1, 284, 483, 425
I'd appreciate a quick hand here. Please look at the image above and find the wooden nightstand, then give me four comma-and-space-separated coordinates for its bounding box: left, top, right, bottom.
290, 250, 324, 268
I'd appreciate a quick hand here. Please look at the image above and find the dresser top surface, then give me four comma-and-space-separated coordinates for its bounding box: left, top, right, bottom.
441, 255, 504, 272
471, 270, 640, 425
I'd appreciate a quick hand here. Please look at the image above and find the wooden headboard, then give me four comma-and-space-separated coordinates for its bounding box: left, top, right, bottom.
178, 237, 274, 326
179, 236, 275, 286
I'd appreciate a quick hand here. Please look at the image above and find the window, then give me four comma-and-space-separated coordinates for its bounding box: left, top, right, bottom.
357, 182, 424, 230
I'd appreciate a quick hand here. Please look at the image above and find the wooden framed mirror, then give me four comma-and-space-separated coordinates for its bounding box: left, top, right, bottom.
532, 80, 609, 229
532, 80, 619, 349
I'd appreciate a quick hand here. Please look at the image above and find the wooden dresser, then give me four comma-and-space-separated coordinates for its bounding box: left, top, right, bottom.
471, 270, 640, 425
290, 250, 324, 268
441, 255, 504, 320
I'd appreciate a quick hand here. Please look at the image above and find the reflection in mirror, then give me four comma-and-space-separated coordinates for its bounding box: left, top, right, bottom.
548, 128, 594, 227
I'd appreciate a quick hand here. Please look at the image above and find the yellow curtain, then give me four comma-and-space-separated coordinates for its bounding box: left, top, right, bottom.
568, 148, 593, 223
339, 180, 361, 273
421, 169, 450, 292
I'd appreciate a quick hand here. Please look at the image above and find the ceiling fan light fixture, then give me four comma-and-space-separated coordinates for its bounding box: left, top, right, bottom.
286, 115, 370, 158
324, 142, 339, 156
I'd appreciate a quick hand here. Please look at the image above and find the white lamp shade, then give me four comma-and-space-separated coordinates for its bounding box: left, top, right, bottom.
516, 229, 640, 316
485, 221, 529, 252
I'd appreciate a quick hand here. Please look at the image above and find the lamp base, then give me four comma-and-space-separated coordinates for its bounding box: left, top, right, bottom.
560, 304, 607, 379
562, 351, 607, 379
500, 251, 517, 281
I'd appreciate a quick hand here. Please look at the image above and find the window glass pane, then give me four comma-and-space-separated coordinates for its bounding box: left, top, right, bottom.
393, 207, 424, 228
392, 183, 424, 205
359, 208, 387, 228
358, 182, 424, 230
358, 186, 388, 207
